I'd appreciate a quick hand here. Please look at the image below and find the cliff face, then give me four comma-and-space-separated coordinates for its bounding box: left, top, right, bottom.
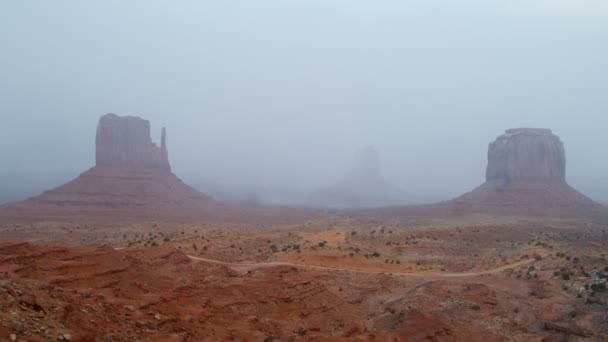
95, 114, 171, 171
486, 128, 565, 184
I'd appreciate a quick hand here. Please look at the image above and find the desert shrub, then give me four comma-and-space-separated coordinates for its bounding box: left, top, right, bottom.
591, 283, 606, 293
562, 274, 570, 281
297, 327, 307, 336
471, 305, 481, 311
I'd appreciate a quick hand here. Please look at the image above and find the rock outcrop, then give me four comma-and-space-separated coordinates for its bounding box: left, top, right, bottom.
96, 114, 171, 170
453, 128, 601, 215
12, 114, 212, 214
486, 128, 565, 184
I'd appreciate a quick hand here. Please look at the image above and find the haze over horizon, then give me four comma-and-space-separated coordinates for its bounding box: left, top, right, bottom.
1, 1, 607, 204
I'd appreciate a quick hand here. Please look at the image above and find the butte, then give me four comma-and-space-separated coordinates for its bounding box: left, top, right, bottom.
311, 146, 414, 209
363, 128, 604, 219
0, 114, 310, 222
452, 128, 602, 216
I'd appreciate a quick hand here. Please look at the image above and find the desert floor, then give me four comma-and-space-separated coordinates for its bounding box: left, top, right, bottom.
0, 214, 607, 341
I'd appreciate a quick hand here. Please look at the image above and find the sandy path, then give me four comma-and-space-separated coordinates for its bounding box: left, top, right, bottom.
186, 254, 534, 279
115, 246, 534, 278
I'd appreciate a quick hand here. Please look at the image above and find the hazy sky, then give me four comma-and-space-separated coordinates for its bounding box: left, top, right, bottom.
1, 1, 607, 203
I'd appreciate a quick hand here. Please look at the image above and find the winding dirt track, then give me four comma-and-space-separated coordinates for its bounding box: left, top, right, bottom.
186, 254, 535, 279
114, 246, 535, 278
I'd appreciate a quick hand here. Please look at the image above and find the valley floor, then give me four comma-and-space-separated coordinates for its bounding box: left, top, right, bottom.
0, 216, 607, 341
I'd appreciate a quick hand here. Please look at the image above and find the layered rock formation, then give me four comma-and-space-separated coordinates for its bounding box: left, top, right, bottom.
12, 114, 213, 213
486, 128, 565, 184
454, 128, 601, 215
311, 147, 415, 209
96, 114, 171, 170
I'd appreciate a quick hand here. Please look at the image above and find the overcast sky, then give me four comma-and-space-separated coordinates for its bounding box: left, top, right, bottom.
1, 1, 607, 203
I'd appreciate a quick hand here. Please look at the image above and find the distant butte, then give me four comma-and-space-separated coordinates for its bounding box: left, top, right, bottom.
311, 146, 414, 208
1, 114, 312, 223
452, 128, 602, 215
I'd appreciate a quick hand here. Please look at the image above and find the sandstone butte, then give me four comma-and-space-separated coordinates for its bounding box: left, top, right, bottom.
0, 114, 312, 223
362, 128, 604, 219
452, 128, 602, 215
312, 146, 414, 209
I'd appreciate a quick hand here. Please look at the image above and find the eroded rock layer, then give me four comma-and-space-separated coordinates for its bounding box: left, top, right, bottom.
96, 113, 171, 170
486, 128, 565, 183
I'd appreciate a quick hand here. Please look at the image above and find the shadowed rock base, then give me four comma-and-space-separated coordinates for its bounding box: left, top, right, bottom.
452, 181, 602, 216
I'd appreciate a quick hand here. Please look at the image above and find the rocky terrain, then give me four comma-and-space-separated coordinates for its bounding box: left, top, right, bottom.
0, 217, 607, 341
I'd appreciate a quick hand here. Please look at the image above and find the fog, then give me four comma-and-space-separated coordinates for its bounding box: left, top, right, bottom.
1, 1, 607, 205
